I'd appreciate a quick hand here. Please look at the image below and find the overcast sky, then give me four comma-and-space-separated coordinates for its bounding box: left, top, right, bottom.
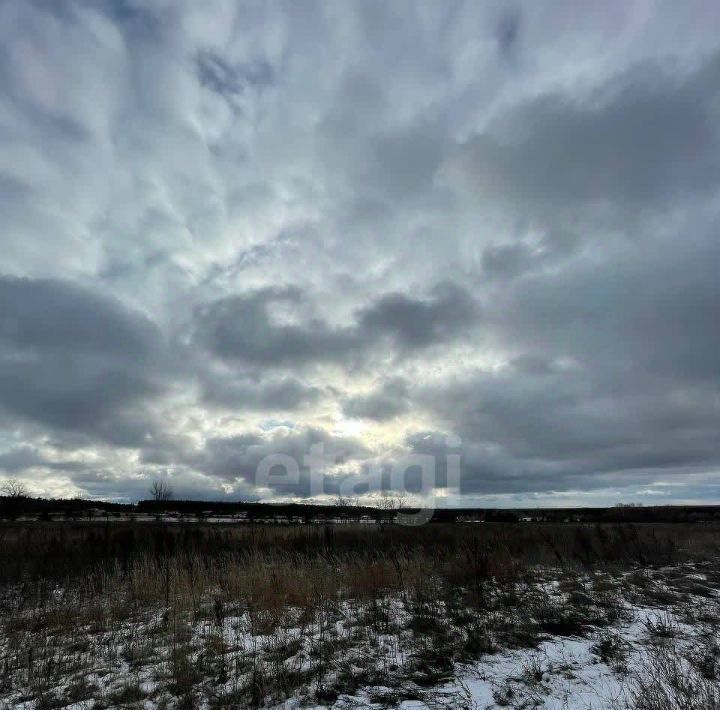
2, 0, 720, 506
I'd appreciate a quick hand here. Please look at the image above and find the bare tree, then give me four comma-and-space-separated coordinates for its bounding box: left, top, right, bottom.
373, 490, 410, 524
377, 490, 407, 511
1, 479, 29, 498
150, 479, 173, 501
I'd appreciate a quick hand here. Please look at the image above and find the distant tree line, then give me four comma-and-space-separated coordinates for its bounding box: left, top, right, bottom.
2, 476, 720, 523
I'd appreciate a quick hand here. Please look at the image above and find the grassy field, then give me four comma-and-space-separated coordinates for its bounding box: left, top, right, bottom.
0, 522, 719, 708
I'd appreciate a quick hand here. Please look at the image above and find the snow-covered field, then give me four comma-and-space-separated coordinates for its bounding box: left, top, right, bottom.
1, 560, 719, 709
335, 605, 715, 709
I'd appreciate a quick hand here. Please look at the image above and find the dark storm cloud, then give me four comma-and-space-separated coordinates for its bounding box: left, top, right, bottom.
193, 287, 359, 366
194, 283, 480, 367
411, 224, 720, 495
456, 54, 720, 217
422, 364, 720, 477
0, 276, 158, 358
498, 229, 720, 383
0, 276, 169, 446
405, 424, 720, 498
356, 283, 479, 351
0, 447, 46, 473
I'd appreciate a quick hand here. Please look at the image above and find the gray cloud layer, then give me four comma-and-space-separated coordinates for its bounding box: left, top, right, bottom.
0, 276, 168, 447
454, 57, 720, 219
1, 0, 720, 505
193, 283, 479, 367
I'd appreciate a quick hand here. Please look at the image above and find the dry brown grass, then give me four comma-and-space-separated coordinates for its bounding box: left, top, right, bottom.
0, 521, 718, 707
